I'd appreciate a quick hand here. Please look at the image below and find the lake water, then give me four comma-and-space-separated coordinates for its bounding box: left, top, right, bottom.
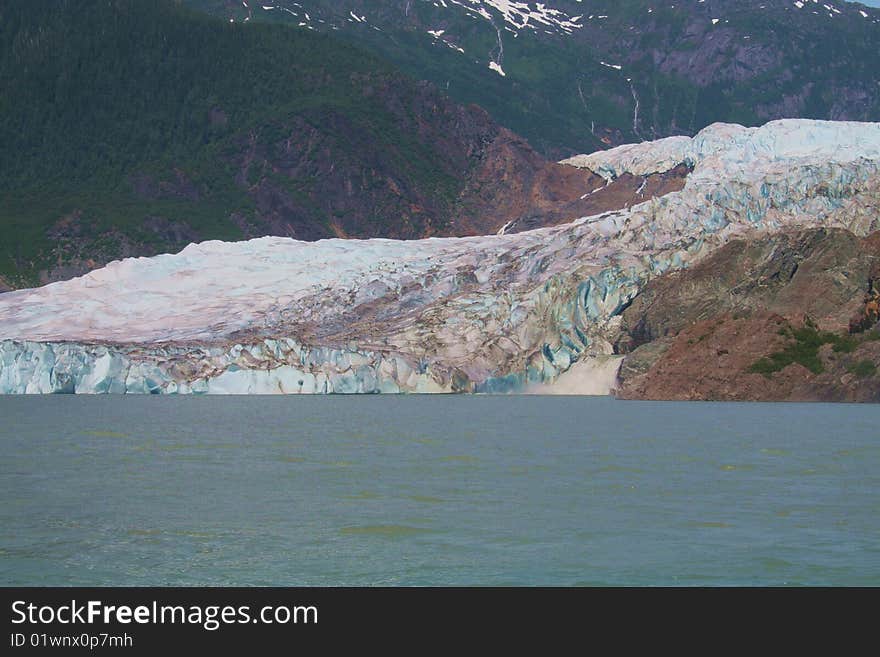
1, 396, 878, 586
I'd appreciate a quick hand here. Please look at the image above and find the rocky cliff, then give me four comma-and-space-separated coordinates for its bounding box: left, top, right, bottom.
615, 228, 880, 402
1, 119, 879, 394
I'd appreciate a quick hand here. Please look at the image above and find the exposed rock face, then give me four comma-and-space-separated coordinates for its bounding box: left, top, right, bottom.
1, 119, 879, 394
444, 129, 688, 237
617, 228, 880, 348
468, 158, 689, 237
617, 314, 880, 403
217, 99, 588, 243
616, 229, 880, 402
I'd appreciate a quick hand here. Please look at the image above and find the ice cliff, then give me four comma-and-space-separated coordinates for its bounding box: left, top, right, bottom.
2, 119, 879, 394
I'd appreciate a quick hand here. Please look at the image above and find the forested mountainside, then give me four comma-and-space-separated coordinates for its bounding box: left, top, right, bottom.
188, 1, 880, 156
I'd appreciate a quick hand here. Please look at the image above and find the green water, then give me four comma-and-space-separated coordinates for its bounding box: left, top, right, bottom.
1, 396, 878, 585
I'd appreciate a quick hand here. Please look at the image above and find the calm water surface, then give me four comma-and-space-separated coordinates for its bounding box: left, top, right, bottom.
1, 396, 878, 585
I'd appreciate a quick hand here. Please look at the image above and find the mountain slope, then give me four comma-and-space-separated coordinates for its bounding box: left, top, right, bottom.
0, 0, 610, 288
188, 0, 880, 155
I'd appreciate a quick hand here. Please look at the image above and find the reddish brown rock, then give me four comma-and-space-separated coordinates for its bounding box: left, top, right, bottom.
450, 131, 688, 236
615, 228, 880, 402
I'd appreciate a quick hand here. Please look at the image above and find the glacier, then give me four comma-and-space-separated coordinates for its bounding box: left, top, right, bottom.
1, 119, 879, 394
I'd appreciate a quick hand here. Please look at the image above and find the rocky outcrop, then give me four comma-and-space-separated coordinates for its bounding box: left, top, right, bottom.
616, 228, 880, 347
616, 313, 880, 403
616, 229, 880, 402
1, 119, 879, 394
216, 95, 601, 243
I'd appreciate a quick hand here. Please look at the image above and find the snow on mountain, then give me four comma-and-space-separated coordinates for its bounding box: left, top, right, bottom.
243, 1, 880, 33
1, 119, 879, 394
444, 1, 583, 34
250, 0, 585, 35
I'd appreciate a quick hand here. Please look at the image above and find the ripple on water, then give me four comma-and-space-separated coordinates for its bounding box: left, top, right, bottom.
341, 491, 381, 500
440, 455, 480, 463
407, 496, 445, 504
126, 528, 216, 539
339, 525, 433, 537
720, 464, 755, 472
595, 465, 645, 474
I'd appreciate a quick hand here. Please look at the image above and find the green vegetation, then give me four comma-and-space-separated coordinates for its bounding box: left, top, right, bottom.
749, 321, 878, 377
831, 334, 859, 354
750, 323, 858, 376
847, 360, 878, 378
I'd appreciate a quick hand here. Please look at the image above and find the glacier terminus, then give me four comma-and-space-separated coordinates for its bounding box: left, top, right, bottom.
1, 119, 879, 394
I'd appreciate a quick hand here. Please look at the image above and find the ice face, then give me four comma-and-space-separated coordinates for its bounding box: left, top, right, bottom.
1, 119, 879, 394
